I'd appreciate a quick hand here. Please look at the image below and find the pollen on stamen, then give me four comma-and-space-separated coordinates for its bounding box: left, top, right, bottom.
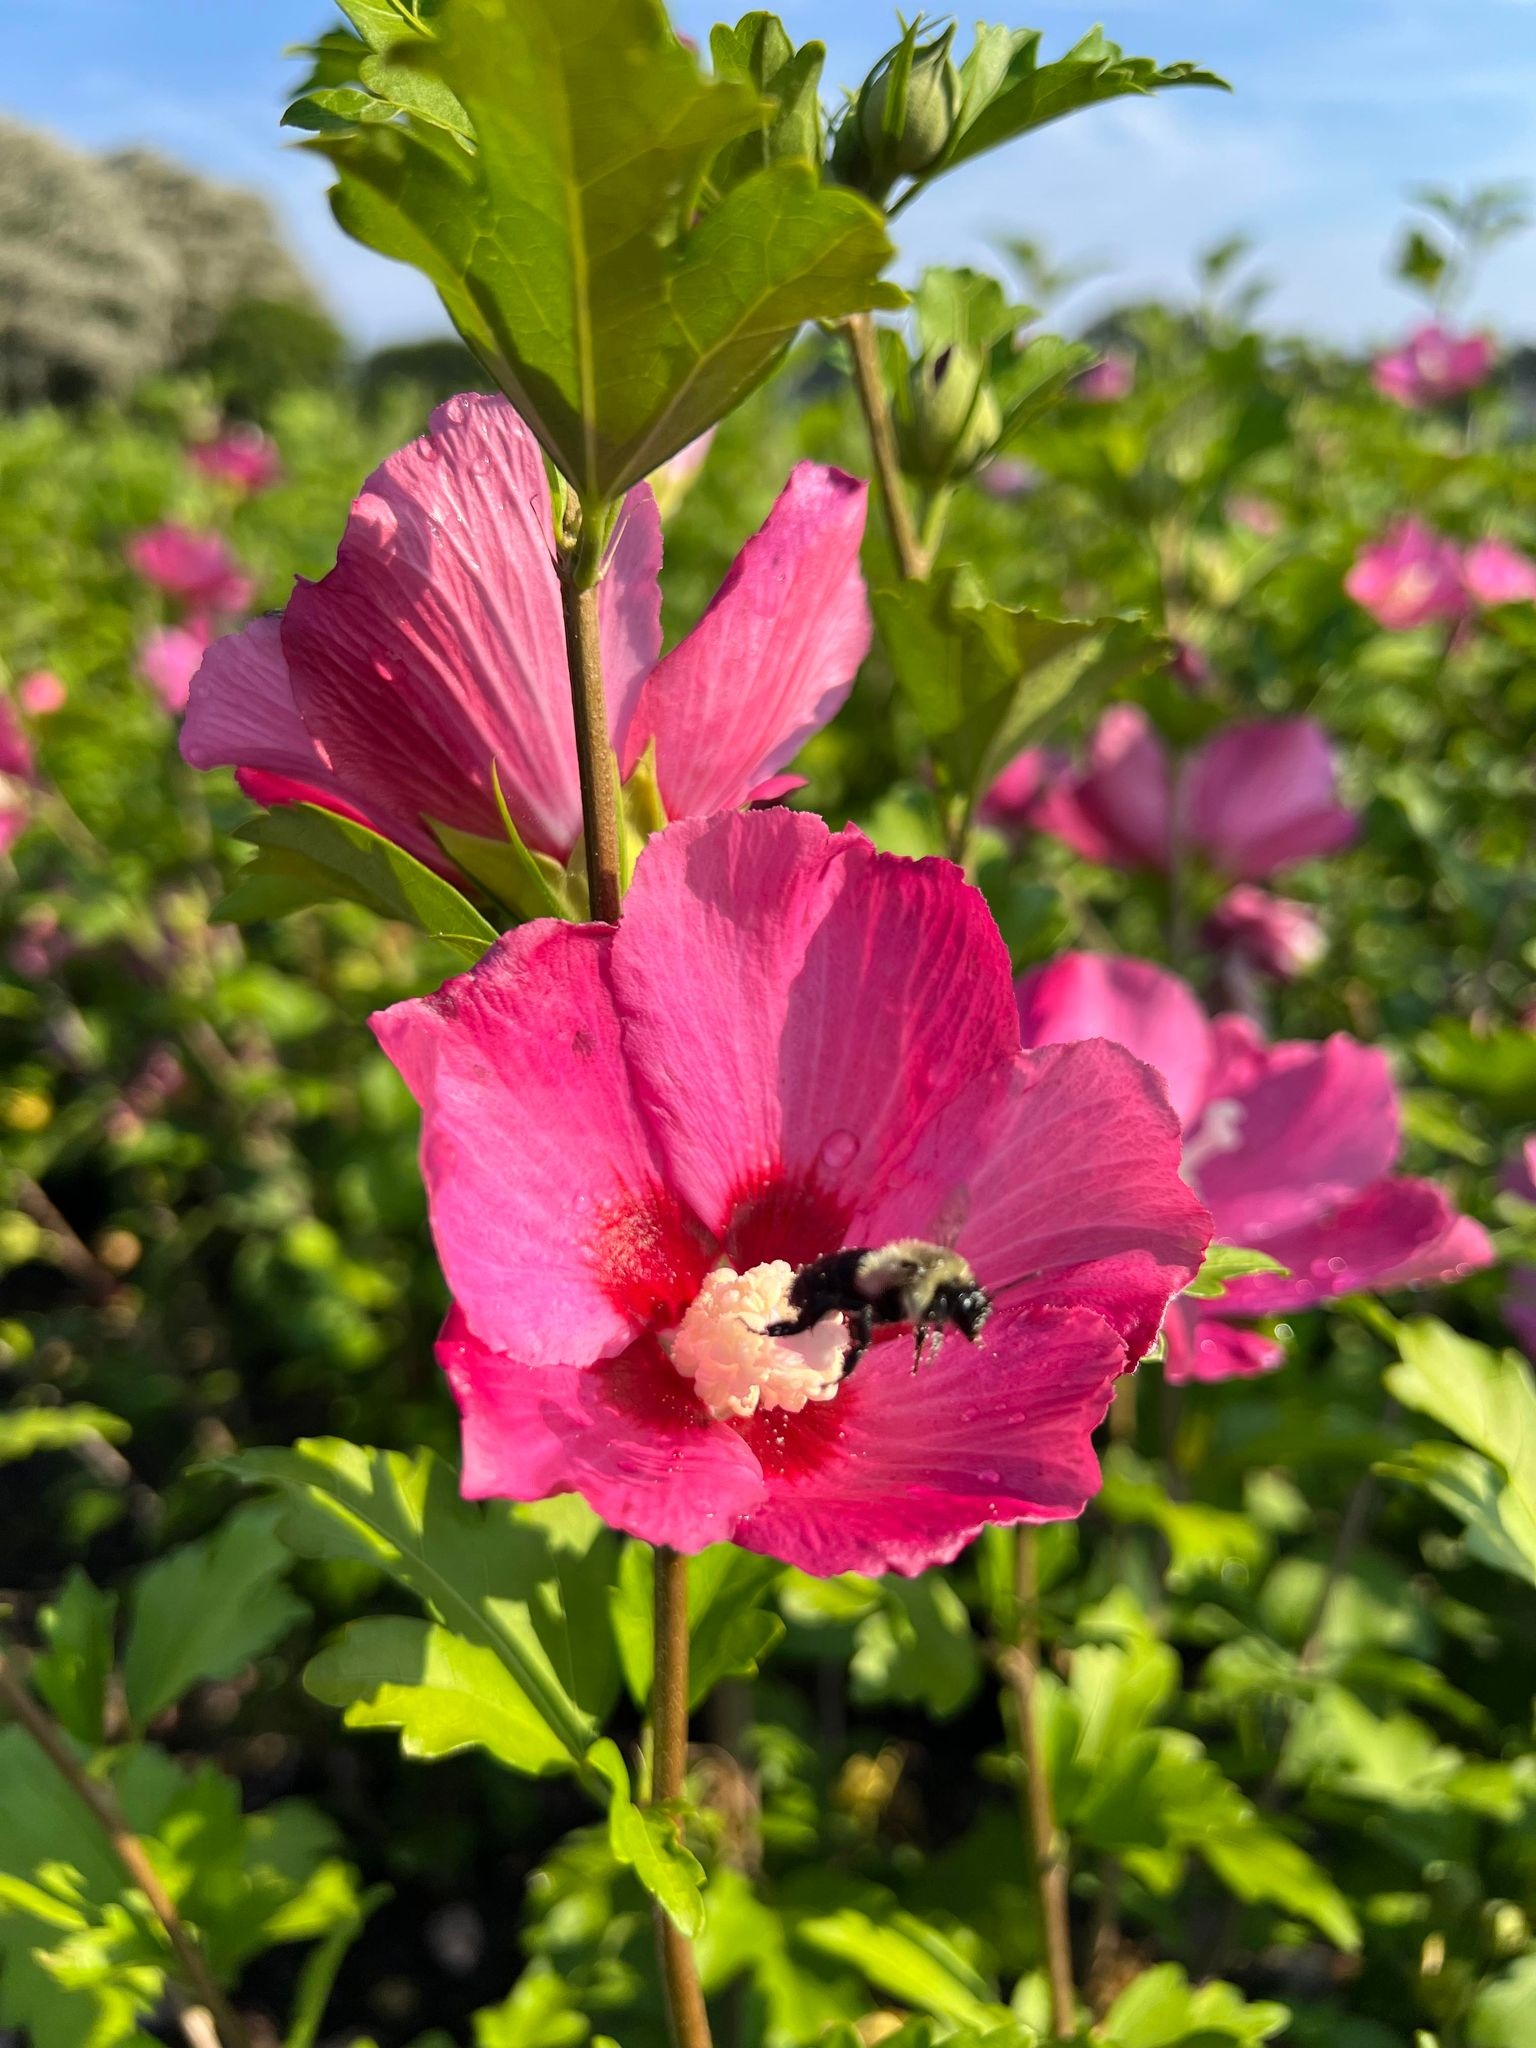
668, 1261, 848, 1422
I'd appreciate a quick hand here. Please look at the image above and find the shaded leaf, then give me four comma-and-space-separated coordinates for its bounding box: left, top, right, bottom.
586, 1738, 705, 1936
0, 1404, 128, 1465
32, 1571, 117, 1747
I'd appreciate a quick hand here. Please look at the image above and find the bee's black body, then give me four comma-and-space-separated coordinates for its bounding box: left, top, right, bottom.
765, 1240, 992, 1376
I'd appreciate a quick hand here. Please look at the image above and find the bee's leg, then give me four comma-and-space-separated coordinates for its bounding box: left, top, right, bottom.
839, 1305, 875, 1379
912, 1315, 939, 1372
764, 1307, 814, 1338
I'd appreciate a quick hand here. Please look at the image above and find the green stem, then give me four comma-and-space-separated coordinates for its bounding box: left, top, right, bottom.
561, 504, 624, 925
846, 311, 927, 582
1003, 1530, 1077, 2039
650, 1547, 713, 2048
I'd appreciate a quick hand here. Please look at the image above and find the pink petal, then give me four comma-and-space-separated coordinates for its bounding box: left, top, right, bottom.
1183, 719, 1357, 879
1014, 952, 1214, 1129
372, 921, 712, 1368
610, 810, 1019, 1247
0, 695, 34, 782
1034, 705, 1173, 870
1192, 1033, 1401, 1246
439, 1308, 766, 1549
17, 672, 66, 717
1345, 521, 1467, 632
283, 394, 657, 862
1214, 1176, 1492, 1316
140, 625, 211, 715
1161, 1302, 1284, 1385
621, 463, 870, 816
883, 1038, 1211, 1362
1462, 539, 1536, 609
733, 1304, 1124, 1576
978, 746, 1062, 835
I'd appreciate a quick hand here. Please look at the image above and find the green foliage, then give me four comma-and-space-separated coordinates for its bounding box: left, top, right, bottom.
188, 297, 350, 419
294, 0, 901, 503
1100, 1963, 1287, 2045
0, 1405, 128, 1464
610, 1542, 784, 1709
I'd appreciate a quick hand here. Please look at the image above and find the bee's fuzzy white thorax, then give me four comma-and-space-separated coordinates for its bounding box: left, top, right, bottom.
854, 1240, 972, 1303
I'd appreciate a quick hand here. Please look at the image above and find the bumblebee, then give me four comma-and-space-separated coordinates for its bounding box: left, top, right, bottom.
765, 1240, 992, 1376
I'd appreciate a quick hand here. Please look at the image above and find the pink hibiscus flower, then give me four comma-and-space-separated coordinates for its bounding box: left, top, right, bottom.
126, 525, 255, 616
976, 745, 1064, 836
0, 693, 36, 855
1027, 705, 1356, 880
373, 811, 1211, 1575
1462, 538, 1536, 609
189, 425, 283, 494
1015, 952, 1493, 1385
16, 672, 66, 717
182, 395, 871, 880
140, 622, 213, 715
1372, 324, 1494, 409
1075, 350, 1135, 403
1345, 520, 1468, 632
1204, 885, 1325, 983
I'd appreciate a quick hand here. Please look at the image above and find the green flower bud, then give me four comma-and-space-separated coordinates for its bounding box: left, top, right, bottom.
897, 343, 1003, 482
844, 23, 960, 199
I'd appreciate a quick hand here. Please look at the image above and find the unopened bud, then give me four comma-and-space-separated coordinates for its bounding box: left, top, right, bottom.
898, 344, 1002, 481
837, 23, 960, 200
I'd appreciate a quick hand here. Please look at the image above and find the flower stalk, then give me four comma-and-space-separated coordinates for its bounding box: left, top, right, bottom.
651, 1545, 714, 2048
846, 312, 928, 582
0, 1641, 252, 2048
1002, 1529, 1077, 2039
561, 504, 624, 924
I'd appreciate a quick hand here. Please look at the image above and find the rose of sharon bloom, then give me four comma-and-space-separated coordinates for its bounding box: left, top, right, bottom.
1462, 538, 1536, 609
140, 623, 214, 715
1075, 350, 1135, 403
0, 692, 37, 855
1345, 520, 1467, 632
374, 811, 1212, 1575
976, 746, 1064, 836
1016, 953, 1493, 1385
1372, 324, 1494, 409
1503, 1139, 1536, 1360
182, 395, 871, 878
1026, 705, 1356, 881
189, 425, 282, 494
126, 525, 254, 616
1204, 885, 1325, 982
17, 672, 66, 716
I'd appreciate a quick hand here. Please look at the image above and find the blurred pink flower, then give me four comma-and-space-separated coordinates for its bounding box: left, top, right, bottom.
1075, 350, 1135, 403
1504, 1140, 1536, 1359
140, 622, 212, 715
978, 456, 1036, 499
374, 810, 1210, 1574
0, 694, 36, 855
183, 395, 871, 876
1170, 641, 1214, 695
189, 425, 283, 494
1372, 323, 1494, 408
1227, 494, 1283, 538
7, 904, 70, 981
1345, 519, 1468, 631
127, 525, 254, 616
1462, 538, 1536, 608
17, 672, 66, 716
1030, 705, 1356, 880
976, 746, 1064, 836
647, 427, 715, 521
1205, 885, 1326, 982
1016, 953, 1493, 1384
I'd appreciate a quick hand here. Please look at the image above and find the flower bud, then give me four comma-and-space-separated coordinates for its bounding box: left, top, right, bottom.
838, 23, 960, 199
897, 344, 1002, 482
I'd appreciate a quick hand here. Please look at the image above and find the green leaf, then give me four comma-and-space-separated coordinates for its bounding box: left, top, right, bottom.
886, 25, 1224, 214
610, 1542, 784, 1709
1416, 1022, 1536, 1116
303, 0, 901, 503
223, 1440, 595, 1765
586, 1738, 706, 1936
0, 1404, 129, 1464
285, 1883, 390, 2048
1184, 1244, 1291, 1300
709, 15, 824, 187
793, 1906, 1000, 2029
993, 331, 1096, 441
1098, 1448, 1270, 1586
31, 1571, 118, 1746
305, 1616, 576, 1775
851, 1574, 982, 1719
220, 804, 498, 959
913, 266, 1030, 355
121, 1503, 309, 1731
1101, 1961, 1287, 2046
473, 1960, 592, 2048
1469, 1953, 1536, 2048
1378, 1442, 1536, 1585
874, 576, 1166, 803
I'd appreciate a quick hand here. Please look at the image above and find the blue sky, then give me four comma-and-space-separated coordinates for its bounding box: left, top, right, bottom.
8, 1, 1536, 349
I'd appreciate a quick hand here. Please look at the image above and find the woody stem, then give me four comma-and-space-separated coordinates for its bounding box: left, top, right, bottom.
1003, 1529, 1077, 2038
651, 1546, 714, 2048
845, 311, 927, 582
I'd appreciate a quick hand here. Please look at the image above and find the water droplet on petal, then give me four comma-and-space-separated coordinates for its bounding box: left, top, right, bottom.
818, 1128, 859, 1173
978, 1468, 1000, 1485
